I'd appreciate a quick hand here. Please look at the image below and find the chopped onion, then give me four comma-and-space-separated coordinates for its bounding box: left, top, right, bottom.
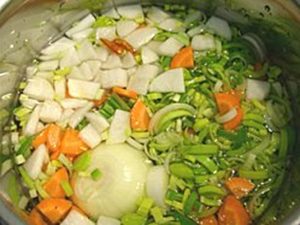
117, 5, 144, 20
68, 79, 101, 100
116, 20, 139, 37
122, 52, 136, 69
24, 77, 54, 101
126, 137, 144, 150
125, 27, 158, 49
38, 60, 59, 71
141, 46, 159, 64
97, 216, 120, 225
77, 40, 98, 62
215, 107, 238, 123
101, 68, 127, 89
146, 166, 168, 208
159, 18, 184, 32
147, 6, 170, 23
79, 124, 102, 148
102, 8, 120, 19
35, 71, 53, 81
54, 78, 66, 99
214, 80, 223, 93
94, 47, 109, 62
187, 25, 205, 37
58, 109, 75, 127
61, 210, 95, 225
39, 100, 62, 123
68, 102, 93, 128
85, 112, 110, 134
71, 28, 93, 41
159, 37, 184, 57
66, 14, 95, 37
101, 54, 122, 69
19, 95, 39, 109
60, 99, 89, 109
96, 26, 117, 41
191, 34, 216, 51
23, 105, 41, 136
246, 79, 270, 100
206, 16, 232, 40
41, 37, 75, 56
149, 68, 185, 93
60, 47, 81, 68
107, 110, 131, 144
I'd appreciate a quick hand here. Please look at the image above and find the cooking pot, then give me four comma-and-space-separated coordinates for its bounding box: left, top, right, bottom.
0, 0, 300, 224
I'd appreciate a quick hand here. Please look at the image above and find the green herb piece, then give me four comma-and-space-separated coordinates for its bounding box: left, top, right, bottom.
91, 168, 102, 181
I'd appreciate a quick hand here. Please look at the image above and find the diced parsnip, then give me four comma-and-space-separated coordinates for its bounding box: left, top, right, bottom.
71, 28, 93, 41
97, 216, 120, 225
19, 95, 39, 109
101, 54, 122, 69
24, 144, 49, 179
35, 71, 53, 81
24, 78, 54, 101
26, 66, 38, 78
79, 124, 102, 148
38, 60, 59, 71
24, 106, 41, 136
78, 62, 95, 81
206, 16, 232, 40
41, 37, 75, 56
141, 46, 159, 64
246, 79, 270, 100
146, 41, 163, 54
86, 61, 102, 79
147, 6, 170, 23
128, 64, 160, 95
54, 78, 66, 99
149, 68, 185, 93
116, 20, 139, 37
102, 8, 120, 19
107, 110, 131, 144
159, 37, 184, 57
94, 47, 109, 62
39, 100, 62, 123
66, 14, 95, 37
77, 40, 98, 62
68, 67, 84, 81
68, 79, 101, 100
61, 210, 95, 225
85, 112, 110, 134
96, 26, 117, 41
125, 27, 158, 49
68, 102, 93, 128
60, 47, 81, 68
101, 68, 127, 89
117, 5, 144, 20
127, 67, 137, 77
122, 52, 136, 69
60, 99, 89, 109
191, 34, 216, 51
159, 18, 184, 32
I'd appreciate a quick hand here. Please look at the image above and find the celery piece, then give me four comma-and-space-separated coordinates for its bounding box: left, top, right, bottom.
73, 152, 91, 172
122, 213, 147, 225
7, 174, 20, 206
137, 198, 154, 217
93, 16, 116, 28
19, 167, 35, 189
91, 168, 102, 181
169, 163, 194, 179
60, 180, 74, 197
16, 135, 35, 157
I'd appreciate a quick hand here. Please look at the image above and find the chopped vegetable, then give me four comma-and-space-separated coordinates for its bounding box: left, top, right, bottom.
47, 124, 63, 152
199, 215, 218, 225
60, 128, 88, 156
43, 167, 69, 198
170, 47, 194, 69
225, 177, 255, 199
113, 87, 138, 99
130, 99, 150, 131
28, 209, 47, 225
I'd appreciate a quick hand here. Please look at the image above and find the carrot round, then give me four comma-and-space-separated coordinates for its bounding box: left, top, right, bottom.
36, 198, 72, 224
113, 87, 138, 99
171, 47, 194, 69
130, 99, 150, 131
199, 215, 219, 225
225, 177, 255, 199
218, 195, 250, 225
60, 128, 88, 156
47, 124, 62, 152
44, 167, 69, 198
32, 128, 49, 149
28, 209, 47, 225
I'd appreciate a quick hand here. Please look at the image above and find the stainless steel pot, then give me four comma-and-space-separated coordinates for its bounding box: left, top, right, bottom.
0, 0, 300, 224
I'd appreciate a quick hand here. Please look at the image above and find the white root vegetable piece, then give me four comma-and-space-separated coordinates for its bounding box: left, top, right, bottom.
122, 52, 136, 69
68, 79, 101, 100
95, 47, 109, 62
187, 25, 204, 37
19, 95, 39, 109
72, 144, 151, 219
97, 216, 120, 225
58, 109, 74, 127
60, 47, 81, 68
54, 78, 66, 99
24, 78, 54, 101
71, 28, 93, 41
70, 61, 100, 81
107, 110, 131, 144
146, 166, 169, 207
24, 105, 41, 136
141, 46, 159, 64
35, 71, 53, 81
66, 14, 95, 37
149, 68, 185, 93
24, 144, 49, 180
128, 64, 160, 95
79, 124, 102, 148
38, 60, 59, 71
116, 20, 139, 37
159, 37, 184, 57
26, 66, 38, 78
246, 79, 270, 100
60, 99, 89, 109
147, 6, 170, 23
41, 37, 75, 56
39, 100, 62, 123
85, 112, 110, 134
101, 54, 122, 69
61, 210, 95, 225
146, 41, 163, 54
206, 16, 232, 40
96, 26, 117, 41
101, 68, 127, 89
68, 102, 93, 128
159, 18, 184, 32
102, 8, 120, 19
117, 5, 144, 20
77, 40, 98, 62
125, 27, 158, 49
191, 34, 216, 51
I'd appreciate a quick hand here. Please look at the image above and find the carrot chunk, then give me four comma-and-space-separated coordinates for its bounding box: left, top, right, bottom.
130, 99, 150, 131
225, 177, 255, 199
171, 47, 194, 69
28, 209, 47, 225
60, 128, 88, 156
112, 87, 138, 99
44, 167, 69, 198
199, 215, 219, 225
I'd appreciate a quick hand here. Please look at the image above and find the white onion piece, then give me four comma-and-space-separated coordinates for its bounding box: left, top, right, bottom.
146, 41, 163, 54
107, 110, 131, 144
149, 103, 196, 133
38, 60, 59, 71
116, 20, 139, 37
68, 79, 101, 100
41, 37, 75, 56
149, 68, 185, 93
71, 28, 93, 41
35, 71, 53, 81
96, 27, 117, 41
246, 79, 270, 100
24, 106, 41, 136
58, 109, 74, 128
102, 8, 120, 19
77, 40, 98, 62
191, 34, 216, 51
54, 78, 66, 99
146, 166, 168, 208
141, 46, 159, 64
147, 6, 170, 23
60, 99, 89, 109
97, 216, 120, 225
39, 100, 62, 123
68, 102, 93, 128
24, 144, 49, 179
206, 16, 232, 40
126, 137, 144, 150
101, 54, 122, 69
122, 52, 136, 69
214, 80, 223, 93
85, 112, 110, 134
101, 68, 127, 89
95, 47, 109, 62
60, 47, 81, 68
117, 5, 144, 20
24, 78, 54, 101
159, 18, 184, 32
242, 33, 266, 62
159, 37, 184, 57
187, 25, 205, 37
79, 124, 102, 148
78, 62, 94, 81
66, 14, 95, 37
26, 66, 38, 78
61, 210, 95, 225
184, 10, 203, 25
216, 107, 238, 123
19, 95, 39, 109
73, 144, 151, 219
125, 27, 158, 49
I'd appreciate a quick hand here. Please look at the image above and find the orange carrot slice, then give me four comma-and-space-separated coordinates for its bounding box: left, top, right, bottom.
225, 177, 255, 199
60, 129, 88, 156
28, 209, 47, 225
43, 167, 69, 198
112, 87, 138, 99
32, 128, 49, 149
199, 215, 219, 225
171, 47, 194, 69
130, 99, 150, 131
46, 124, 63, 152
